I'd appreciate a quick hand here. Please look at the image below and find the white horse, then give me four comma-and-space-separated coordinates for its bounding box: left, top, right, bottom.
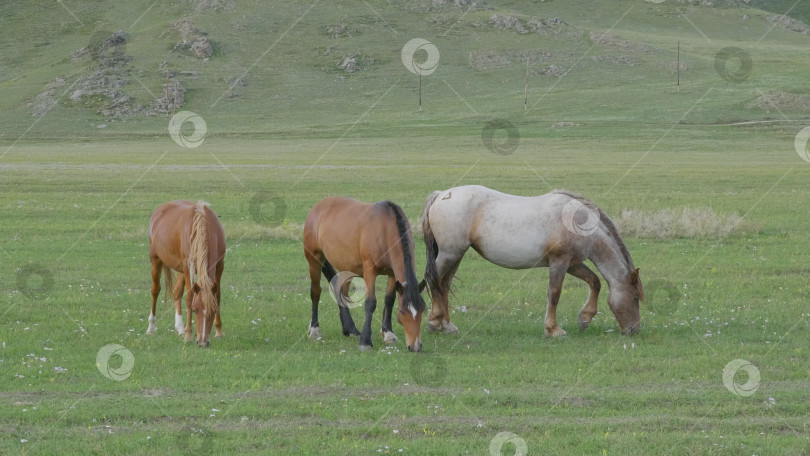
421, 185, 643, 337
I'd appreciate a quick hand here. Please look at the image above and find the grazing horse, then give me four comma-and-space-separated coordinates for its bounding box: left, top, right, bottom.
146, 200, 225, 347
303, 197, 426, 352
421, 185, 643, 337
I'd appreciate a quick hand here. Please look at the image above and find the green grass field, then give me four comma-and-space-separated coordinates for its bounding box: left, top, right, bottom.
3, 0, 810, 455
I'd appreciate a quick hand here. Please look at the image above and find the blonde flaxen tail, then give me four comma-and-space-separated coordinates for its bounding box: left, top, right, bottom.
189, 201, 218, 315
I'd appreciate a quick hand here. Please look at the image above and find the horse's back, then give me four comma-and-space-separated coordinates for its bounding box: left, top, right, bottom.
428, 186, 591, 269
304, 197, 401, 274
150, 200, 224, 269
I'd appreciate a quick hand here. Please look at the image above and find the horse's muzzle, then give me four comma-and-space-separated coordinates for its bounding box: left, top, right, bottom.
621, 324, 640, 336
408, 341, 422, 352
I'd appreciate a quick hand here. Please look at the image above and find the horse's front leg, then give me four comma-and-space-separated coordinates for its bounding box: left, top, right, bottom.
380, 276, 398, 345
172, 271, 186, 335
358, 271, 377, 352
183, 270, 194, 342
567, 263, 601, 332
213, 261, 224, 338
544, 259, 569, 337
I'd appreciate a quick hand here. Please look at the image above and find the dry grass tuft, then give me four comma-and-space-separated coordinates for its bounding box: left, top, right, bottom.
615, 207, 755, 239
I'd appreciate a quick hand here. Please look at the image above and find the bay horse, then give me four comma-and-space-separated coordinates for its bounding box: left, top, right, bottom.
421, 185, 643, 337
303, 197, 426, 352
146, 200, 225, 347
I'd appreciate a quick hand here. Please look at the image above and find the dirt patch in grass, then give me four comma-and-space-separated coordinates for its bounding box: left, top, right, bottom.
590, 31, 649, 53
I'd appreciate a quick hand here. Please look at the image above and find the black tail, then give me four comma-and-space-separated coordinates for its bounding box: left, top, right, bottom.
421, 191, 442, 299
383, 201, 426, 313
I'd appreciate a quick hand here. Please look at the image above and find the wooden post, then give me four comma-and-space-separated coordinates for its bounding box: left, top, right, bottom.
524, 57, 530, 111
165, 70, 170, 116
418, 73, 422, 112
677, 41, 680, 92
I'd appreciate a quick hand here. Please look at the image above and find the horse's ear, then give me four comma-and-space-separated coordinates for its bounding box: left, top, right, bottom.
630, 268, 640, 284
395, 281, 404, 295
418, 280, 427, 293
192, 283, 201, 294
212, 282, 219, 294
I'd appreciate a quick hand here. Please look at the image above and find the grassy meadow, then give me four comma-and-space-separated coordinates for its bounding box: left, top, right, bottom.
2, 0, 810, 455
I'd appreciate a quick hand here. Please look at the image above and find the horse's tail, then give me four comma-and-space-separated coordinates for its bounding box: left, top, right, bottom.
385, 201, 425, 313
163, 267, 175, 306
189, 201, 218, 316
421, 191, 442, 299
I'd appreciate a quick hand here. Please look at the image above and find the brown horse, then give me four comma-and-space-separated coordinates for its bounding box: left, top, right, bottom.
303, 197, 426, 352
146, 200, 225, 347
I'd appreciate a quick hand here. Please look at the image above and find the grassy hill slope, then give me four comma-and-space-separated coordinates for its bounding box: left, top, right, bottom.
1, 0, 809, 141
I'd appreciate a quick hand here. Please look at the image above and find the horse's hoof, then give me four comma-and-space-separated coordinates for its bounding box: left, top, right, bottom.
428, 321, 442, 333
214, 330, 224, 338
175, 326, 185, 336
184, 334, 194, 342
443, 322, 459, 334
146, 327, 156, 335
578, 319, 591, 333
308, 326, 320, 340
358, 344, 373, 352
545, 327, 567, 338
382, 331, 398, 345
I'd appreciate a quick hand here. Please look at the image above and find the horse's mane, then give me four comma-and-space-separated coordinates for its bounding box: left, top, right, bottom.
553, 190, 635, 270
189, 201, 218, 315
383, 201, 425, 312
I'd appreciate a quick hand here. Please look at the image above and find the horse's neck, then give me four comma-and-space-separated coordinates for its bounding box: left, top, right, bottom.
590, 232, 633, 287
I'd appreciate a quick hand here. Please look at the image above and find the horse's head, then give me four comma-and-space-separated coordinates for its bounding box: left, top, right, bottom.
395, 280, 426, 352
608, 268, 643, 335
191, 281, 219, 347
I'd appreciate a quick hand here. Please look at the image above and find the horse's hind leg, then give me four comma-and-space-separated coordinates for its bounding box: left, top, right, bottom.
567, 263, 601, 332
147, 260, 162, 334
321, 260, 359, 337
428, 252, 464, 334
358, 269, 378, 352
380, 276, 398, 345
544, 258, 570, 338
305, 251, 323, 340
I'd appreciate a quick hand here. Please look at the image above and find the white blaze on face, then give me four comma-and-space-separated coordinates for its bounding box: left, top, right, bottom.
408, 303, 417, 319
